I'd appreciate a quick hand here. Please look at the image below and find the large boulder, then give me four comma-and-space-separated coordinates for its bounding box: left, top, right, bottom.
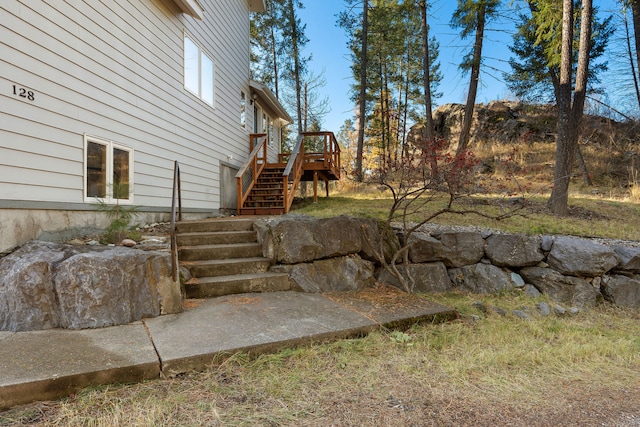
601, 274, 640, 308
0, 243, 66, 331
255, 215, 381, 264
546, 237, 618, 277
377, 262, 453, 293
613, 246, 640, 274
447, 263, 515, 294
484, 234, 544, 267
520, 266, 600, 307
409, 231, 484, 267
0, 241, 182, 332
270, 254, 375, 293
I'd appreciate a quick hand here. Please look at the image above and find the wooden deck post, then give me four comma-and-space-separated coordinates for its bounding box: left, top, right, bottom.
313, 171, 318, 203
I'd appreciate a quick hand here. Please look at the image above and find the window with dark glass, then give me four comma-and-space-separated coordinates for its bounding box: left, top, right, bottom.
84, 136, 133, 202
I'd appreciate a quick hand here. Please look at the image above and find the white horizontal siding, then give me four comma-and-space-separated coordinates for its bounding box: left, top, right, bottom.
0, 0, 256, 209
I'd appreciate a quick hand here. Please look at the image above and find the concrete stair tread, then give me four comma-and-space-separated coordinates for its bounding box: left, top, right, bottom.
179, 242, 261, 251
176, 218, 255, 233
187, 271, 289, 285
177, 230, 256, 238
182, 256, 271, 267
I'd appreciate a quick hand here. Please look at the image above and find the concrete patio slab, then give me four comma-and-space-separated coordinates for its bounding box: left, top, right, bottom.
0, 323, 159, 410
145, 292, 378, 375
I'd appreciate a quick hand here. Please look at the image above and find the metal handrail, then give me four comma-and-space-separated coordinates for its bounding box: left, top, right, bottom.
169, 160, 182, 283
236, 134, 268, 213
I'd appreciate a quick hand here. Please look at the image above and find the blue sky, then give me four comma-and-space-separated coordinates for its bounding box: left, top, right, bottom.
297, 0, 623, 133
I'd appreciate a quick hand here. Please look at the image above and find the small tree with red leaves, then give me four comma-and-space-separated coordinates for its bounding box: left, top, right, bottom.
363, 139, 524, 293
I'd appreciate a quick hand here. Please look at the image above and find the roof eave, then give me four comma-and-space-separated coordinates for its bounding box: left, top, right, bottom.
248, 0, 266, 12
250, 81, 293, 124
173, 0, 204, 19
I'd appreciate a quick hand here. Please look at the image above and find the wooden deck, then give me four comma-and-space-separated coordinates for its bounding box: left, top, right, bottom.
236, 132, 341, 215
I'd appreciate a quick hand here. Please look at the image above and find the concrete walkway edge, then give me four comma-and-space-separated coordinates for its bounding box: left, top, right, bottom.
0, 288, 456, 410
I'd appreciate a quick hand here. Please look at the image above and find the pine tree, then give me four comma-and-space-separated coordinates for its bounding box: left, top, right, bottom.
548, 0, 594, 215
451, 0, 501, 156
505, 0, 613, 103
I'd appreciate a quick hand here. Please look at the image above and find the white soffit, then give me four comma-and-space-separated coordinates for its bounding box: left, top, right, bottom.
173, 0, 204, 20
248, 0, 266, 12
250, 81, 293, 124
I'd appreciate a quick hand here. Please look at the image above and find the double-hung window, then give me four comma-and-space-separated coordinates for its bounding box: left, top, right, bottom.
84, 135, 134, 203
184, 33, 214, 106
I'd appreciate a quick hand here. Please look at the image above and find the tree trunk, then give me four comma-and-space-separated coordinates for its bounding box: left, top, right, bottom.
355, 0, 369, 182
624, 5, 640, 109
420, 0, 438, 180
632, 0, 640, 94
575, 145, 592, 186
269, 26, 279, 99
456, 4, 486, 156
548, 0, 593, 215
286, 0, 303, 135
547, 0, 575, 216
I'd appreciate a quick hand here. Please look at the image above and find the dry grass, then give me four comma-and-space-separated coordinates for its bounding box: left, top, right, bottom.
302, 139, 640, 241
294, 191, 640, 241
2, 293, 639, 426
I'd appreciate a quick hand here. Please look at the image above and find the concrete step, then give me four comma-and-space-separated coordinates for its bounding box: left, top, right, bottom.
178, 242, 263, 261
185, 272, 292, 298
176, 218, 254, 234
176, 230, 257, 246
240, 207, 285, 215
182, 257, 273, 278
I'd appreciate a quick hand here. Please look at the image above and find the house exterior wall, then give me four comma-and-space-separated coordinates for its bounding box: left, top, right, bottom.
0, 0, 261, 251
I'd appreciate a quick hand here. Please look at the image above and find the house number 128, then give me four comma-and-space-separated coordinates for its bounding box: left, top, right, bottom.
12, 85, 35, 101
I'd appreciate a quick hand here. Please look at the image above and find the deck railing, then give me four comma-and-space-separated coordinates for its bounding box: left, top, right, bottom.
282, 134, 305, 213
235, 134, 268, 213
301, 132, 341, 179
169, 160, 182, 283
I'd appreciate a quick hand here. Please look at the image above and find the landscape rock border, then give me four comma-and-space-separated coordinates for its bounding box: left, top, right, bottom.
255, 215, 640, 310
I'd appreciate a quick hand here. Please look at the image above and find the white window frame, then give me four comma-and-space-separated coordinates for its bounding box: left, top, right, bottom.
184, 32, 215, 107
84, 134, 134, 204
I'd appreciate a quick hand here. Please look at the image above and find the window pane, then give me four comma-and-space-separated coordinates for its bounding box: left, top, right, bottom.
184, 35, 199, 95
240, 92, 246, 127
113, 148, 130, 200
201, 52, 214, 105
87, 142, 106, 198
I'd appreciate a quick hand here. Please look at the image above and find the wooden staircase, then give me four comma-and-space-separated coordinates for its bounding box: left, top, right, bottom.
236, 132, 341, 216
176, 217, 291, 298
239, 165, 287, 215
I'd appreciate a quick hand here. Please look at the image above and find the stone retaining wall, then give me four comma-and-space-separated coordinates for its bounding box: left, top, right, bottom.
255, 215, 640, 309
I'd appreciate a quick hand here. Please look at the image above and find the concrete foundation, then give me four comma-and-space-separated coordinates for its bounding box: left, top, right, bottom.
0, 208, 174, 254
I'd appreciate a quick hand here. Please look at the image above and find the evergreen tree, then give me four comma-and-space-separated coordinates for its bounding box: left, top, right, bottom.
281, 0, 309, 134
451, 0, 501, 156
340, 0, 441, 177
251, 0, 284, 97
505, 0, 614, 103
548, 0, 594, 215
